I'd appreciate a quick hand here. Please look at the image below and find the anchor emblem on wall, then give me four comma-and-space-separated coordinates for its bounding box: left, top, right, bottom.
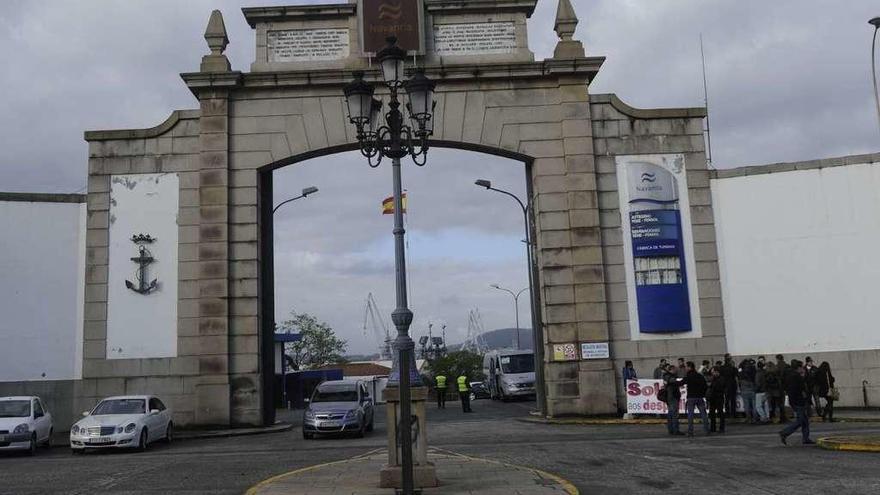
125, 233, 158, 295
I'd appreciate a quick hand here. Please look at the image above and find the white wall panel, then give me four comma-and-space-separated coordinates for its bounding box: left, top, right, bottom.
713, 162, 880, 356
106, 174, 179, 359
0, 200, 85, 381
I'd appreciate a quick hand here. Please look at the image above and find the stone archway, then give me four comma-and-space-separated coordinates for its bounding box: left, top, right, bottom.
81, 1, 712, 427
256, 141, 540, 424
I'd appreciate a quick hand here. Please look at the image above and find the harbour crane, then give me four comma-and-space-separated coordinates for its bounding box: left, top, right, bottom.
362, 292, 392, 360
462, 308, 489, 354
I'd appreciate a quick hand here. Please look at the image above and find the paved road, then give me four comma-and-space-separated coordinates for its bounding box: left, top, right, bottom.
2, 398, 880, 494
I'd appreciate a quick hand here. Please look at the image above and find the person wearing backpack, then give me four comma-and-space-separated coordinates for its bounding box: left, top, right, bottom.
662, 364, 684, 436
707, 366, 726, 433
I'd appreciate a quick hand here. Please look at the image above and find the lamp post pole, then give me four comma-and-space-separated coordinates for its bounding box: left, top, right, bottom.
344, 36, 436, 495
272, 186, 318, 408
474, 179, 546, 417
871, 17, 880, 137
490, 285, 528, 349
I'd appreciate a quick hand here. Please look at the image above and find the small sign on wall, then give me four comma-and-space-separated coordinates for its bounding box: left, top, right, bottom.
580, 342, 610, 359
433, 22, 517, 56
552, 343, 578, 361
267, 29, 350, 62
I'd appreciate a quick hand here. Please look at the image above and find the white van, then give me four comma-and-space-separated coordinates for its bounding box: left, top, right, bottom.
482, 350, 536, 401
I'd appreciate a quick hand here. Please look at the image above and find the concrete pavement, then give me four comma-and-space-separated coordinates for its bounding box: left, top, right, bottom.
247, 448, 577, 495
4, 399, 880, 494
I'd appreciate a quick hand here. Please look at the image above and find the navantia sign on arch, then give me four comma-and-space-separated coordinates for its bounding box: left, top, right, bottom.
359, 0, 424, 54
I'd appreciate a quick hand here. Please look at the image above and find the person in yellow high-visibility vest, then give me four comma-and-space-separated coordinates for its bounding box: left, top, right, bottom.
457, 374, 472, 413
435, 374, 448, 409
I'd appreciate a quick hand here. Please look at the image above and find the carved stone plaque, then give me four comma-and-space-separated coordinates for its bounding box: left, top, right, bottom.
267, 29, 350, 62
433, 22, 517, 56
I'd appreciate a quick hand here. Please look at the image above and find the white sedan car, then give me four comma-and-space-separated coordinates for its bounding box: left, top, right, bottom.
70, 395, 172, 453
0, 396, 53, 455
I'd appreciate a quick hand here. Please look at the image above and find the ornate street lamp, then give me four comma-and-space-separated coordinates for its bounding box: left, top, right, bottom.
343, 36, 436, 495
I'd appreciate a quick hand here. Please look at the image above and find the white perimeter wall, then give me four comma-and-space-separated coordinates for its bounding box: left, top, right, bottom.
0, 200, 85, 381
106, 174, 179, 359
713, 161, 880, 356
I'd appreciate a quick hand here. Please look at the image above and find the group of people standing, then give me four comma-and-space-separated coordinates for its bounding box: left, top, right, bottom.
625, 353, 837, 444
433, 373, 473, 413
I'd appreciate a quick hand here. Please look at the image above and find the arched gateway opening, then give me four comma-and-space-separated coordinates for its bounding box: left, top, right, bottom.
259, 142, 540, 425
81, 0, 713, 430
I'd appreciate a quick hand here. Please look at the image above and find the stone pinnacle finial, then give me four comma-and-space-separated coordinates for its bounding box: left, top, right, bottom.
205, 10, 229, 55
201, 10, 231, 72
554, 0, 578, 41
551, 0, 585, 59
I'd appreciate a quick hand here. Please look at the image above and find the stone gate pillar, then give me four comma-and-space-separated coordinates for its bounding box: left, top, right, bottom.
187, 11, 243, 425
536, 0, 617, 416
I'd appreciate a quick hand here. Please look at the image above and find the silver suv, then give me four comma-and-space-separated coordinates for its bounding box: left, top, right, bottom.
302, 380, 374, 439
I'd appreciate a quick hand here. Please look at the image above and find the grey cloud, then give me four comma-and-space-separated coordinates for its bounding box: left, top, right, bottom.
3, 1, 878, 353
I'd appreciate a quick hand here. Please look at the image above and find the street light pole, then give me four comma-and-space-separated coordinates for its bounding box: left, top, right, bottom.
490, 284, 528, 349
344, 36, 436, 495
272, 185, 318, 409
870, 17, 880, 137
474, 179, 547, 417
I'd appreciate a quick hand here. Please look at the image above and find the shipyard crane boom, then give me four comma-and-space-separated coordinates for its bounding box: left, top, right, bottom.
362, 292, 392, 360
463, 308, 489, 354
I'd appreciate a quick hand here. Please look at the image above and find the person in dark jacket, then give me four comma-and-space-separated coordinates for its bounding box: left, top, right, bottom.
663, 365, 684, 435
707, 367, 726, 433
817, 361, 836, 422
779, 360, 814, 445
765, 362, 784, 422
755, 361, 769, 423
804, 356, 821, 416
683, 361, 710, 436
739, 359, 758, 423
774, 354, 790, 422
622, 360, 638, 387
720, 356, 738, 418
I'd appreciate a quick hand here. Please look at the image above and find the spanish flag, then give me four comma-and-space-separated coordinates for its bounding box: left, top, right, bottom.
382, 192, 407, 215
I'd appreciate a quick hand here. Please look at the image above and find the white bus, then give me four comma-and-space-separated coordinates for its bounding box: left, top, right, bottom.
482, 349, 536, 401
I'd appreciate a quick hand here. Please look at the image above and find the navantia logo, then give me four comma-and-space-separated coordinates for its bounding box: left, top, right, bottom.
378, 1, 403, 20
641, 172, 657, 183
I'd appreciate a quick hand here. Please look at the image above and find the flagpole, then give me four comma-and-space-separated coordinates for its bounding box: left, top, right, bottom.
403, 190, 413, 309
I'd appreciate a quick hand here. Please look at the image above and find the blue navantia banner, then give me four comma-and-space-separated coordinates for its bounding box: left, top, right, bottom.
627, 162, 692, 334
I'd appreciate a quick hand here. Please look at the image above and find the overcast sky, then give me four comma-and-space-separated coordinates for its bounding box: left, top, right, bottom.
2, 1, 878, 353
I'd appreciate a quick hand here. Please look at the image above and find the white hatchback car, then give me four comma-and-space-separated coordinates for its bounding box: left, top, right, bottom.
0, 396, 53, 455
70, 395, 172, 453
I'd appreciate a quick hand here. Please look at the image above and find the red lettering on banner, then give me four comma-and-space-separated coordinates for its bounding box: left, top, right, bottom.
626, 381, 641, 396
